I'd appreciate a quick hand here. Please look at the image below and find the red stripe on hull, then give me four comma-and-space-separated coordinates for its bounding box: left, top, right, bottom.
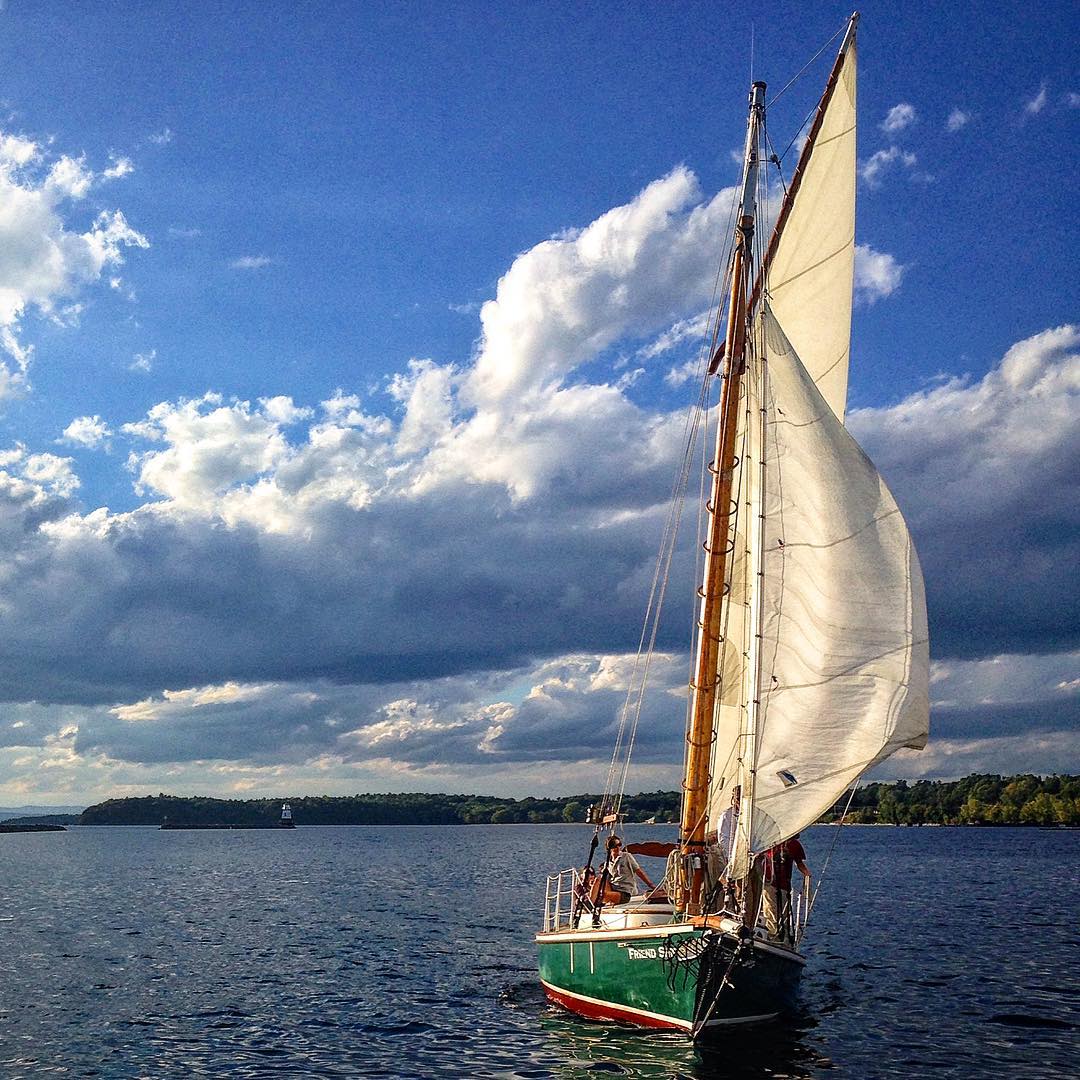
541, 981, 688, 1032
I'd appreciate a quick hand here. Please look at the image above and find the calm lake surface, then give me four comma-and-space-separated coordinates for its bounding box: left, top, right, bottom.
0, 824, 1076, 1078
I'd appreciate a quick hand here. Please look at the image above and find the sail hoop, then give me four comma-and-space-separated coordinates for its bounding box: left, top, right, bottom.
727, 305, 929, 854
677, 79, 767, 906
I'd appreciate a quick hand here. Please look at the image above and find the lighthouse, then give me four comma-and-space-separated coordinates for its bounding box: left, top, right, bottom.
280, 802, 295, 828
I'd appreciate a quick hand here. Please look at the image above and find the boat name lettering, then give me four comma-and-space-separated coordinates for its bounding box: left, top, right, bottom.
626, 946, 659, 960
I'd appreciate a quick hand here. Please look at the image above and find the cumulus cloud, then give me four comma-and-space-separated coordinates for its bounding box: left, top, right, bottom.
60, 415, 111, 449
850, 324, 1080, 660
0, 129, 147, 394
124, 393, 294, 506
880, 103, 917, 133
859, 146, 918, 188
945, 108, 971, 132
854, 243, 906, 303
0, 166, 1073, 798
464, 167, 737, 409
62, 648, 689, 779
0, 445, 80, 499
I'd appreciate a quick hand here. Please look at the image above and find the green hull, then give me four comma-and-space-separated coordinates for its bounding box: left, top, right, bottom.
537, 924, 802, 1034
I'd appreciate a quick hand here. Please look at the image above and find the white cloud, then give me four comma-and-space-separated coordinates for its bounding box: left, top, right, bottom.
945, 108, 971, 132
229, 255, 272, 270
20, 452, 79, 496
167, 226, 201, 239
0, 166, 1074, 796
638, 310, 712, 361
125, 393, 292, 507
463, 167, 737, 410
880, 103, 917, 134
1067, 93, 1080, 109
1024, 82, 1048, 114
60, 415, 111, 449
148, 129, 174, 146
130, 349, 155, 373
850, 324, 1080, 660
102, 157, 133, 180
259, 395, 312, 426
0, 130, 147, 394
854, 243, 906, 303
859, 146, 918, 188
664, 359, 702, 388
881, 730, 1078, 781
387, 359, 455, 457
0, 133, 39, 168
44, 155, 94, 199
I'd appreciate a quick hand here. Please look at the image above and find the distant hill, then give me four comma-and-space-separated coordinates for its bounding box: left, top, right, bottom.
76, 775, 1079, 827
0, 814, 81, 826
79, 792, 673, 826
0, 805, 85, 820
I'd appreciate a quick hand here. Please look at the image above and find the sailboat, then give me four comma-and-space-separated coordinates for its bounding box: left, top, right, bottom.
536, 12, 929, 1035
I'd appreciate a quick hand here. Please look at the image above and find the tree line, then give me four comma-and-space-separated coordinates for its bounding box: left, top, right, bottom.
825, 774, 1080, 826
73, 775, 1078, 827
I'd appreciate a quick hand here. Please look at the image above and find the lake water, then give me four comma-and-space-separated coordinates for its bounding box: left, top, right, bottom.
0, 824, 1075, 1078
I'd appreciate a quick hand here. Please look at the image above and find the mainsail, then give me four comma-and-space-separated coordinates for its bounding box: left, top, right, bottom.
750, 307, 928, 847
701, 16, 928, 862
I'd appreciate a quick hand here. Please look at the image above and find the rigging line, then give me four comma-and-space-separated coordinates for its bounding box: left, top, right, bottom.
608, 344, 715, 809
605, 379, 707, 806
612, 201, 740, 809
613, 370, 712, 811
777, 101, 818, 165
765, 128, 788, 197
616, 404, 705, 805
804, 781, 859, 925
765, 18, 846, 108
610, 164, 742, 813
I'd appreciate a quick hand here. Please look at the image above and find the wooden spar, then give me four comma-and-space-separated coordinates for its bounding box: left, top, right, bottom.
741, 11, 859, 326
678, 81, 765, 913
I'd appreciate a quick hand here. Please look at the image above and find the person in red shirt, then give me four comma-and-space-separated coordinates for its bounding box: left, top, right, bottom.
762, 834, 811, 944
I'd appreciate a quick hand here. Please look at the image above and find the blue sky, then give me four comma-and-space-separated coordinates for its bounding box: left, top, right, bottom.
0, 1, 1076, 804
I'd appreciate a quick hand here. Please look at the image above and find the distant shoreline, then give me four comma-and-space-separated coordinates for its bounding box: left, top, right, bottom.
8, 775, 1077, 829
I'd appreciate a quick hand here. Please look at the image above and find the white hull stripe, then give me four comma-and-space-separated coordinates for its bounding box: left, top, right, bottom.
537, 925, 806, 966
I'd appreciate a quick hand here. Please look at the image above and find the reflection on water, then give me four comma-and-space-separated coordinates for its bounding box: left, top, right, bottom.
535, 1006, 833, 1079
0, 824, 1076, 1077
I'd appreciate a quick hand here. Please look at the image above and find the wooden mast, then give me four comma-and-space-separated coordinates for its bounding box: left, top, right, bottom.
678, 80, 765, 913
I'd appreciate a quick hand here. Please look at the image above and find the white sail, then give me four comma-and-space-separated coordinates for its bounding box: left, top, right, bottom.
764, 36, 857, 422
748, 307, 929, 850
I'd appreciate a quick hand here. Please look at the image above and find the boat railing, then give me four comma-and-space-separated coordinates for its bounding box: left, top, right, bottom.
792, 876, 811, 946
543, 867, 592, 931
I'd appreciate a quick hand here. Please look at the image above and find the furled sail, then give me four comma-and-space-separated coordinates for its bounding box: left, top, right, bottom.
762, 34, 857, 421
747, 306, 929, 850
